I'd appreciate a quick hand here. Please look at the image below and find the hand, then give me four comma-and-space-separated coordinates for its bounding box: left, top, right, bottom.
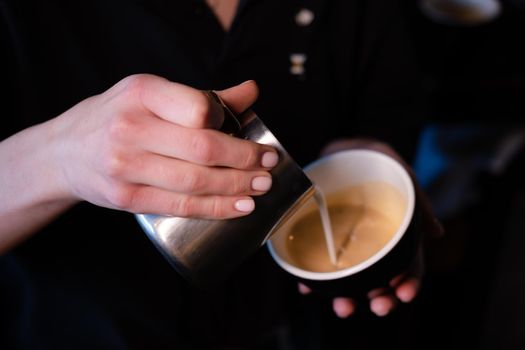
298, 246, 423, 318
51, 75, 278, 218
297, 138, 443, 318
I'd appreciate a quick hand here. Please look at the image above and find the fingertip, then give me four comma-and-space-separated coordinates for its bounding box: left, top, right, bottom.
217, 80, 259, 114
396, 278, 420, 303
261, 151, 279, 168
333, 298, 355, 318
370, 296, 396, 317
239, 79, 259, 93
235, 79, 259, 107
234, 197, 255, 213
298, 283, 312, 295
251, 175, 272, 192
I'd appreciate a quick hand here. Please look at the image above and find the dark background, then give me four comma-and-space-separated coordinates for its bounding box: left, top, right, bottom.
413, 1, 525, 348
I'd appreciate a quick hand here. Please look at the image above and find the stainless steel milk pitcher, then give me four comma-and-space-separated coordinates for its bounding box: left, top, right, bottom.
135, 91, 314, 286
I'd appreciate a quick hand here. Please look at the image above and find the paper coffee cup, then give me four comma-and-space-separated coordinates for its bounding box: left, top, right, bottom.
267, 150, 419, 297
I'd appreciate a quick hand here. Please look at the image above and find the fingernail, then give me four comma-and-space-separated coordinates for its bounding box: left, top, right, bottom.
234, 198, 255, 212
251, 176, 272, 192
334, 307, 352, 319
261, 152, 279, 168
240, 79, 255, 85
396, 282, 419, 303
333, 298, 355, 318
370, 298, 391, 317
397, 289, 415, 303
298, 283, 312, 295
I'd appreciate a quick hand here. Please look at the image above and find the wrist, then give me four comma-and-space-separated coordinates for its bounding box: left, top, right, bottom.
5, 118, 80, 208
0, 118, 79, 251
44, 114, 83, 204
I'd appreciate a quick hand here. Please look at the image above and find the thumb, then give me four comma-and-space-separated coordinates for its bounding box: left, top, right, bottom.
215, 80, 259, 114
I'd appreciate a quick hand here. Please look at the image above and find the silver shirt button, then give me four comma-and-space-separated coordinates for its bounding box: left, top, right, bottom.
295, 8, 315, 26
290, 53, 307, 75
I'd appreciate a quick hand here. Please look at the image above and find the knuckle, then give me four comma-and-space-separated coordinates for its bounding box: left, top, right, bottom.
188, 93, 213, 128
107, 114, 138, 143
240, 143, 260, 169
105, 74, 154, 107
106, 184, 135, 210
230, 172, 250, 194
190, 133, 216, 165
119, 74, 149, 98
172, 195, 194, 217
179, 170, 204, 193
101, 147, 129, 179
209, 197, 226, 218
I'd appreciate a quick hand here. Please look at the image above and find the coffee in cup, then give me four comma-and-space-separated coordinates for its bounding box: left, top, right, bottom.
286, 181, 407, 272
267, 149, 418, 296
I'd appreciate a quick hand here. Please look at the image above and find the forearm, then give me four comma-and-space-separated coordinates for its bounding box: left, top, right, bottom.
0, 119, 77, 253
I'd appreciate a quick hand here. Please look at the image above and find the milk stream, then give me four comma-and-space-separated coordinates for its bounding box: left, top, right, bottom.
313, 186, 338, 266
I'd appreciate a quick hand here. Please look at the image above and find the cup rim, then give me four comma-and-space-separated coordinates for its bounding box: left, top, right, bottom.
267, 149, 416, 281
419, 0, 501, 26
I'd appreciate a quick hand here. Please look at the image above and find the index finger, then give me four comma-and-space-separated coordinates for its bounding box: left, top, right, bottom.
120, 74, 225, 129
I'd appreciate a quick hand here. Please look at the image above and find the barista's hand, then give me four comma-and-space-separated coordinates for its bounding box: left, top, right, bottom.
297, 138, 443, 318
1, 75, 279, 253
52, 76, 277, 218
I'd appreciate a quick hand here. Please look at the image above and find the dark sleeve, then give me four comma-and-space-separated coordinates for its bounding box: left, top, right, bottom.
328, 0, 428, 162
0, 0, 18, 141
358, 0, 427, 161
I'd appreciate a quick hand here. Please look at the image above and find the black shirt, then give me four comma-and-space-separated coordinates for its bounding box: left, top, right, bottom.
1, 0, 426, 348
